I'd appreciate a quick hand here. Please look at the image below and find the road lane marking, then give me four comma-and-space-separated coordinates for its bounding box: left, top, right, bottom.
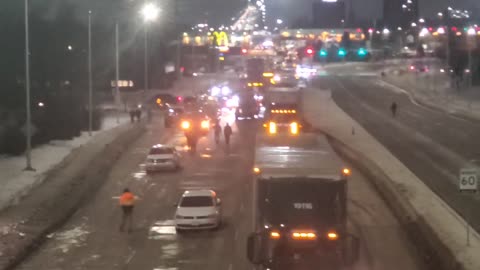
125, 249, 136, 265
234, 230, 239, 241
228, 263, 233, 270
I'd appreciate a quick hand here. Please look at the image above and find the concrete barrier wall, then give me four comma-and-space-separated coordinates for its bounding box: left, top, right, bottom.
326, 135, 464, 270
0, 123, 146, 270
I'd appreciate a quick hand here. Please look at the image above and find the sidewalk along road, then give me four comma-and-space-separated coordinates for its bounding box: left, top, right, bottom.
13, 88, 425, 269
381, 69, 480, 121
304, 76, 480, 270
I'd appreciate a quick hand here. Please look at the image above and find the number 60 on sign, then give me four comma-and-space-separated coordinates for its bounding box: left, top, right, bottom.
459, 168, 478, 192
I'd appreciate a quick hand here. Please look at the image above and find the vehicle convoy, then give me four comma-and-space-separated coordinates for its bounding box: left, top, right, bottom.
262, 86, 306, 135
180, 111, 211, 152
247, 134, 360, 269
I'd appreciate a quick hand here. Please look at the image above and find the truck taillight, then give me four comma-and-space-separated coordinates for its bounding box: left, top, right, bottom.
292, 232, 317, 240
270, 231, 281, 239
268, 122, 277, 134
290, 122, 299, 135
327, 232, 338, 240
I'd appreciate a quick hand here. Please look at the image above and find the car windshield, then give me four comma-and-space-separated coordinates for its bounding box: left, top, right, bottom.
180, 196, 214, 207
149, 148, 174, 155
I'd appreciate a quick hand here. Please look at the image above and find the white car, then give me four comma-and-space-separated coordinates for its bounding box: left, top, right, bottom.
145, 144, 181, 172
175, 190, 222, 232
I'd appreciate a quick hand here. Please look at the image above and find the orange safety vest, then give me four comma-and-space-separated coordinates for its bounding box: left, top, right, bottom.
119, 192, 135, 206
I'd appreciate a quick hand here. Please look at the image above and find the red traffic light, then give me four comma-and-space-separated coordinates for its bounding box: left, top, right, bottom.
241, 48, 248, 54
177, 96, 183, 102
306, 48, 314, 55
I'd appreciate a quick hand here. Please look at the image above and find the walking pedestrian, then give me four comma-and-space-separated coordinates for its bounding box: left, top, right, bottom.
390, 102, 397, 117
119, 188, 136, 232
224, 123, 232, 146
214, 123, 222, 145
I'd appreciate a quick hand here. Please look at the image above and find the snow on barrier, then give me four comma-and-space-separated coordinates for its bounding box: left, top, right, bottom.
0, 122, 147, 270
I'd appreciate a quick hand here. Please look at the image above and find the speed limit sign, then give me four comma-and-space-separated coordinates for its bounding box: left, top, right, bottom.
459, 168, 478, 192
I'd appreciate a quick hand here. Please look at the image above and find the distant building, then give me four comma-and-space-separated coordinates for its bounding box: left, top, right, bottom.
383, 0, 418, 28
312, 1, 346, 28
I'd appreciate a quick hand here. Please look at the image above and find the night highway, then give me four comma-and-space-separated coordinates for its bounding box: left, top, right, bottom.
14, 73, 427, 270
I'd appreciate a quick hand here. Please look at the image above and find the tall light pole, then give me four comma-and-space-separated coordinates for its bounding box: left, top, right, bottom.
467, 27, 476, 92
88, 11, 93, 136
115, 22, 120, 124
140, 3, 159, 94
24, 0, 34, 171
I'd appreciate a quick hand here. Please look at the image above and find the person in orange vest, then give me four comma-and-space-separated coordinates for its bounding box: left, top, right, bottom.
119, 188, 136, 232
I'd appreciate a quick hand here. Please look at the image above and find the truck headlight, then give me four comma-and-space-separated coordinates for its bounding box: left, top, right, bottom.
201, 120, 209, 129
268, 122, 277, 134
290, 122, 299, 135
181, 121, 191, 130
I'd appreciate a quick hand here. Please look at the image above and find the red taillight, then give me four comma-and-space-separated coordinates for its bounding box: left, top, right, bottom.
177, 96, 183, 102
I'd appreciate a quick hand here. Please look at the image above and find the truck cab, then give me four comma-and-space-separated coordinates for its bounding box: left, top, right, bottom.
248, 134, 359, 269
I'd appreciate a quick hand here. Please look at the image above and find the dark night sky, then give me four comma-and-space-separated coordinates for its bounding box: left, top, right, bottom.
266, 0, 480, 25
1, 0, 479, 27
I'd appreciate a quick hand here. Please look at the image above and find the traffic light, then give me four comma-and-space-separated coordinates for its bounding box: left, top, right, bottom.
319, 49, 328, 57
306, 47, 314, 56
338, 48, 347, 57
357, 48, 367, 57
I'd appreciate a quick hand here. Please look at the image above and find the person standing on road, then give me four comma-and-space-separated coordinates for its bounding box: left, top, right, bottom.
119, 188, 136, 232
214, 123, 222, 145
224, 123, 232, 146
390, 102, 397, 117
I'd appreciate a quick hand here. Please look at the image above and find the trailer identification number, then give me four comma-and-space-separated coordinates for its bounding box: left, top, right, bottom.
293, 203, 313, 209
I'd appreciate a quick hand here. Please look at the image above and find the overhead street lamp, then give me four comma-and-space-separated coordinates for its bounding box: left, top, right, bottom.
140, 3, 159, 94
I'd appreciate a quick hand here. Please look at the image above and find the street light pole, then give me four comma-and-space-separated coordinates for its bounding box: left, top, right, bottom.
144, 25, 149, 94
88, 11, 93, 136
115, 22, 120, 124
24, 0, 34, 171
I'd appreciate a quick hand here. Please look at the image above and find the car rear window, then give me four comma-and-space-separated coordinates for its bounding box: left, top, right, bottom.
180, 196, 214, 207
149, 147, 174, 155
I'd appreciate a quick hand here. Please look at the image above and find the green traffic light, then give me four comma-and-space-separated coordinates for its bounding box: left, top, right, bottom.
357, 48, 367, 56
319, 49, 328, 57
338, 48, 346, 57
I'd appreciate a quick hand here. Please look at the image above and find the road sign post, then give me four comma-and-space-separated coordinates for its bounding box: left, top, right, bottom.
459, 167, 478, 246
